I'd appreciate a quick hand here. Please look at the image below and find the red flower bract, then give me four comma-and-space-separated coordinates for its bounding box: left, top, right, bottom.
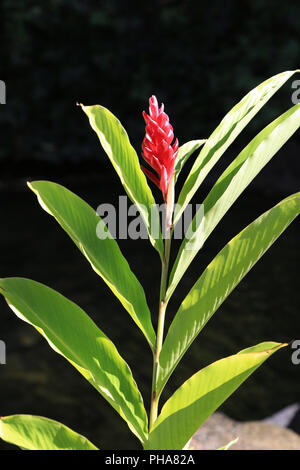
141, 95, 179, 201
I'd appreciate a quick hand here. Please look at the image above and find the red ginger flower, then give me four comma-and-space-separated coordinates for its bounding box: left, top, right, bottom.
141, 95, 179, 201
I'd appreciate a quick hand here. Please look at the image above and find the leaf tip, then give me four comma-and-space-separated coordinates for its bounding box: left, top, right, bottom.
267, 342, 288, 354
27, 181, 39, 197
78, 103, 89, 115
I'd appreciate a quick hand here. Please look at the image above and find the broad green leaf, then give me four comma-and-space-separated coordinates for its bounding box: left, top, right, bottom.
174, 70, 298, 225
81, 104, 163, 258
0, 415, 98, 450
28, 180, 155, 350
168, 103, 300, 299
146, 342, 286, 450
0, 278, 148, 444
174, 140, 206, 182
158, 192, 300, 395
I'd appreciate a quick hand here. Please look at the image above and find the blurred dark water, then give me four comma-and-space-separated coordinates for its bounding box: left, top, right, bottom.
0, 161, 299, 450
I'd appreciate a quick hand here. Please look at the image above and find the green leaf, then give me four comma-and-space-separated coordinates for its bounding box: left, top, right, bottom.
81, 104, 163, 258
0, 278, 148, 444
168, 103, 300, 299
174, 70, 298, 225
158, 192, 300, 395
0, 415, 98, 450
146, 342, 286, 450
174, 140, 206, 182
28, 180, 155, 350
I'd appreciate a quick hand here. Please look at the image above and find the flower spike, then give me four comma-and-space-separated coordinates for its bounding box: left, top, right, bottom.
141, 95, 179, 201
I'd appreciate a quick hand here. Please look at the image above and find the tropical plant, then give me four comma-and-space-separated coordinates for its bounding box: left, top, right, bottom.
1, 70, 300, 450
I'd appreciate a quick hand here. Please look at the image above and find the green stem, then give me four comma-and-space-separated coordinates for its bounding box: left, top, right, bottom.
149, 230, 171, 431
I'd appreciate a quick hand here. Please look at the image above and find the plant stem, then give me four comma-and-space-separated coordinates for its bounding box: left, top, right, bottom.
149, 229, 171, 431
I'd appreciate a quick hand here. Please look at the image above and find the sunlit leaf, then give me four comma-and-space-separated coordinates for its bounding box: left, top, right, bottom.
0, 415, 98, 450
146, 342, 286, 450
0, 278, 148, 444
175, 139, 206, 182
168, 103, 300, 299
157, 192, 300, 394
174, 70, 298, 225
81, 104, 164, 258
28, 181, 155, 350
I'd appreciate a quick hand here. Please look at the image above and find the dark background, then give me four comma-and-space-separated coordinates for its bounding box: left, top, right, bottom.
0, 0, 300, 450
